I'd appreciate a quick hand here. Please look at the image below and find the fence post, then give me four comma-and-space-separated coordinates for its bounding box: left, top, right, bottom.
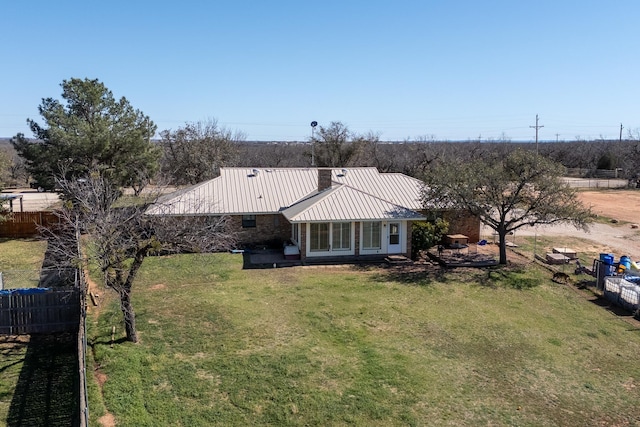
76, 225, 90, 426
8, 285, 12, 334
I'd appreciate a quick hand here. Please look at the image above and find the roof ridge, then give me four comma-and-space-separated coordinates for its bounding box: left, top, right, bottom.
285, 184, 341, 209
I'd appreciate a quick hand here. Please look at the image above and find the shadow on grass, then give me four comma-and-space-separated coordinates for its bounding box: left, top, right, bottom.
368, 263, 543, 290
369, 265, 449, 287
474, 266, 542, 290
7, 333, 79, 427
587, 295, 640, 329
0, 337, 29, 375
90, 336, 128, 347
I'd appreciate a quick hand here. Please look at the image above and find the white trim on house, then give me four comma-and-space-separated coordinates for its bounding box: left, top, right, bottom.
358, 220, 408, 256
305, 221, 356, 258
360, 220, 384, 255
386, 221, 404, 254
291, 223, 300, 246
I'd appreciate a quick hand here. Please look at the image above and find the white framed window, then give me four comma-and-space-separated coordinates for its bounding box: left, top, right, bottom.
310, 223, 330, 252
362, 221, 382, 249
389, 222, 400, 245
332, 222, 351, 251
292, 223, 299, 244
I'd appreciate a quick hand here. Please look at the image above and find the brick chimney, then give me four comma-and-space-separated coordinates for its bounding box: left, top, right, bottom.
318, 169, 332, 192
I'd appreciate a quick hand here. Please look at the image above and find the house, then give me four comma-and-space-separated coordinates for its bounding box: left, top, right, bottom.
147, 167, 479, 262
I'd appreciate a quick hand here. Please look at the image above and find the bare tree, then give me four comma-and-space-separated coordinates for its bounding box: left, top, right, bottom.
363, 138, 396, 172
311, 121, 358, 167
237, 142, 307, 168
0, 149, 9, 219
8, 155, 29, 187
0, 149, 10, 188
396, 139, 448, 178
347, 131, 383, 167
159, 118, 243, 185
49, 171, 237, 342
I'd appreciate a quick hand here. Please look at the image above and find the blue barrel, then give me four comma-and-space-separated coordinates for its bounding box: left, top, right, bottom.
620, 256, 632, 271
600, 253, 615, 276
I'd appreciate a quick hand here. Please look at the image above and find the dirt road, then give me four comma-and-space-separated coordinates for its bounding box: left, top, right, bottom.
0, 189, 60, 211
495, 190, 640, 259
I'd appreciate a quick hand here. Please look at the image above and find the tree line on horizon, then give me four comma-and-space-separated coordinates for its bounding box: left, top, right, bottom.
1, 78, 639, 190
3, 134, 639, 189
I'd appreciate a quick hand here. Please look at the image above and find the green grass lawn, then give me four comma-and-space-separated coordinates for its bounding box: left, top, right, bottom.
0, 334, 78, 426
0, 238, 48, 288
87, 253, 640, 426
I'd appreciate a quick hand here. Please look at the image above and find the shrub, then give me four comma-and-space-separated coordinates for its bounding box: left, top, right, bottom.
411, 219, 448, 260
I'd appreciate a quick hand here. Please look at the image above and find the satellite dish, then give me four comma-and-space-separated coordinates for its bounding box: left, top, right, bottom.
310, 121, 318, 127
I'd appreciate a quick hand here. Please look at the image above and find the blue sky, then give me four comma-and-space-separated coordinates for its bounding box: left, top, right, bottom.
2, 1, 638, 142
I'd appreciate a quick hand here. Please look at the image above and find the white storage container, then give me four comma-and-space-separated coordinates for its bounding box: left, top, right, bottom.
604, 277, 623, 304
619, 284, 640, 312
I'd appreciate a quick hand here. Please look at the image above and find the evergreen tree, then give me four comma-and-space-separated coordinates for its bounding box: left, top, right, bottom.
12, 78, 160, 191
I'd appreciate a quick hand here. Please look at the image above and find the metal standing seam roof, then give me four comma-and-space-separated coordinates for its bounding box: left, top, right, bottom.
330, 169, 425, 210
147, 167, 426, 217
282, 185, 426, 223
147, 168, 319, 215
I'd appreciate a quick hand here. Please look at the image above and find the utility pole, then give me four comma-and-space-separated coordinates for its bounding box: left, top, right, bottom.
555, 133, 560, 143
530, 114, 544, 154
310, 121, 318, 166
620, 123, 624, 142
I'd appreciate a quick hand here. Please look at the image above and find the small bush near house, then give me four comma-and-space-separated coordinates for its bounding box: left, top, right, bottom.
411, 219, 448, 260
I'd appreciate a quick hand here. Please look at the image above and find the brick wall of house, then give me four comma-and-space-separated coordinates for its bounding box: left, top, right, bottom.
442, 211, 481, 242
418, 210, 481, 243
405, 221, 413, 259
318, 169, 332, 191
300, 224, 307, 261
232, 214, 292, 247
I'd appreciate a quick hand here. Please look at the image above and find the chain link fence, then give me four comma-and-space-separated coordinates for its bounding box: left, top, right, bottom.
561, 177, 628, 189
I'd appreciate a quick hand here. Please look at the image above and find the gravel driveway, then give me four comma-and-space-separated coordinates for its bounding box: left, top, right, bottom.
506, 222, 640, 259
0, 189, 60, 211
481, 189, 640, 260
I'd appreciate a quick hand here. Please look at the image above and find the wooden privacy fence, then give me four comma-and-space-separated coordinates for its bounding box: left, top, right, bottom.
0, 211, 61, 238
0, 288, 80, 335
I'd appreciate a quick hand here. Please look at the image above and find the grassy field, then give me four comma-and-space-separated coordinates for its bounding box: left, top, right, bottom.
0, 334, 78, 426
86, 253, 640, 426
0, 238, 48, 289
